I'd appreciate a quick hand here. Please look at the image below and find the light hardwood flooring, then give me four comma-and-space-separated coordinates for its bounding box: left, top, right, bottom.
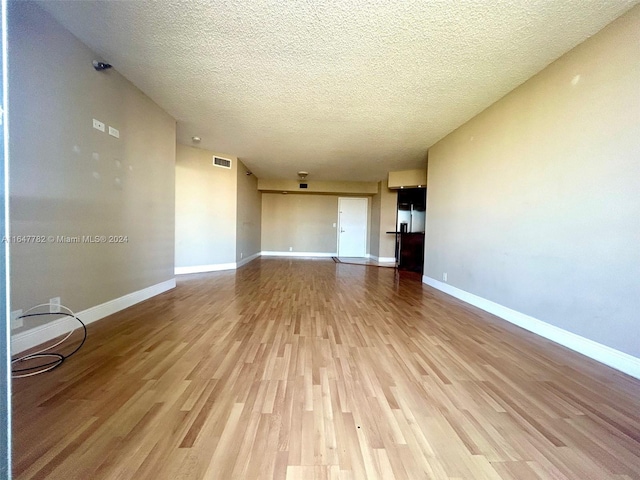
12, 258, 640, 479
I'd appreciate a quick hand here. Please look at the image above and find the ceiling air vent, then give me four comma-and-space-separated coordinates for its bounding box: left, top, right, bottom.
213, 156, 232, 169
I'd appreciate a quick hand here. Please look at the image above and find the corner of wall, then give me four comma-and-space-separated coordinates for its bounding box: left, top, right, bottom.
236, 159, 262, 262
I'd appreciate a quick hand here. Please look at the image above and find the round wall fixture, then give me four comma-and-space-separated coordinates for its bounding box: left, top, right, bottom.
192, 136, 201, 143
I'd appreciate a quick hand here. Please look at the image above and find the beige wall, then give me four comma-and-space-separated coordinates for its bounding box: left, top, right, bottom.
369, 187, 381, 258
175, 144, 237, 267
379, 184, 397, 259
261, 194, 339, 254
258, 179, 377, 194
9, 2, 176, 327
368, 181, 398, 260
365, 197, 372, 255
236, 161, 261, 262
424, 6, 640, 357
388, 169, 427, 189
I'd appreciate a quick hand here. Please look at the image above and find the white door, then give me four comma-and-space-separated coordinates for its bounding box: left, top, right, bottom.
338, 197, 368, 257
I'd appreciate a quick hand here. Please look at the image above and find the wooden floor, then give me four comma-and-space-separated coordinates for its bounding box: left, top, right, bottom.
12, 258, 640, 479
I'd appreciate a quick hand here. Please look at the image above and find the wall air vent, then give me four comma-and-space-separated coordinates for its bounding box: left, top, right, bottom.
299, 183, 308, 189
213, 156, 232, 169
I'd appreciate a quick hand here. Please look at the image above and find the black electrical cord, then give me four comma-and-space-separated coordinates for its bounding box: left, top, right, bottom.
12, 310, 87, 378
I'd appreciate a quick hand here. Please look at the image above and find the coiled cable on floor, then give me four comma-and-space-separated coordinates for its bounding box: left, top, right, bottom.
11, 303, 87, 378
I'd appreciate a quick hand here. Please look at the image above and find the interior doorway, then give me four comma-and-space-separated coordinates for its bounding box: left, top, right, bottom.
396, 188, 426, 273
337, 197, 367, 257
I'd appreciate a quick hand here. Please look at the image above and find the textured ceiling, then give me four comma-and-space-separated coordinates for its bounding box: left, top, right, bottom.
40, 0, 636, 181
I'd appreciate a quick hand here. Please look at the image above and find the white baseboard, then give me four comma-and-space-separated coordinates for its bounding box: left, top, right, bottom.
175, 263, 236, 274
11, 278, 176, 355
421, 276, 640, 380
175, 252, 262, 274
261, 251, 337, 258
236, 252, 261, 268
368, 255, 396, 263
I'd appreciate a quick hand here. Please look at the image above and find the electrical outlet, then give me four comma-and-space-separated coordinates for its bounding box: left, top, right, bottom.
443, 272, 448, 282
11, 309, 23, 330
108, 126, 120, 138
50, 297, 61, 313
240, 252, 243, 259
289, 247, 293, 252
92, 119, 105, 132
